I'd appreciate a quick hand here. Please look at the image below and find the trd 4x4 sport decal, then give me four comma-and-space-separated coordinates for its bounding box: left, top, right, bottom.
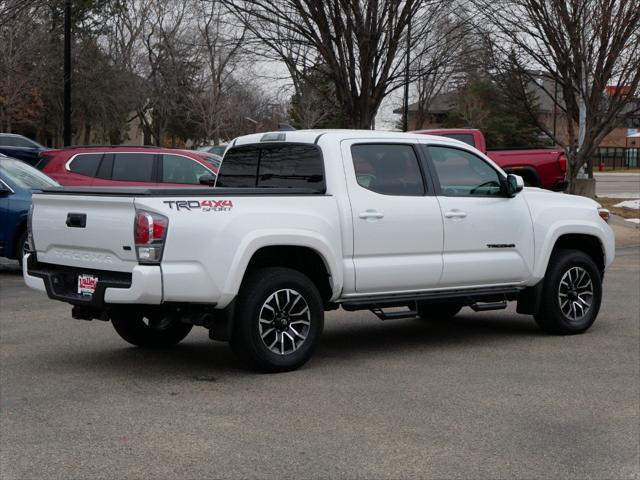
163, 200, 233, 212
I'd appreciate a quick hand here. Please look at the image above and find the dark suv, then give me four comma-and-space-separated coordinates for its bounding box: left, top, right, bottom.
0, 133, 47, 166
37, 146, 219, 187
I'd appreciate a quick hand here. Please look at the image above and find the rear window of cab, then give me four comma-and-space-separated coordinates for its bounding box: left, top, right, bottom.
216, 144, 325, 191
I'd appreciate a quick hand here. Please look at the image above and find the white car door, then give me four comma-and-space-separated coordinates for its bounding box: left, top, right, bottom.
342, 140, 444, 294
423, 143, 534, 288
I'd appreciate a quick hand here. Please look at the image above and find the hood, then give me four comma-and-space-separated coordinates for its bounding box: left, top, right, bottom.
522, 187, 600, 209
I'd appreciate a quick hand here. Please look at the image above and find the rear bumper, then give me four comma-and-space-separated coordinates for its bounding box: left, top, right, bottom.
550, 179, 568, 191
23, 254, 162, 306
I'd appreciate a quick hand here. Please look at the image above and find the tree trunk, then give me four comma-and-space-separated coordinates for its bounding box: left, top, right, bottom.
83, 121, 91, 145
567, 148, 593, 195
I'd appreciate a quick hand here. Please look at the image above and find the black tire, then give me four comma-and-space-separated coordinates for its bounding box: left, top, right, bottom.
16, 230, 27, 267
110, 308, 192, 348
230, 267, 324, 373
534, 249, 602, 335
417, 301, 463, 321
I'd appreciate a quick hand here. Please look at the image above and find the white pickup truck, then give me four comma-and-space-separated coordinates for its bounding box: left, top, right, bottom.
24, 130, 615, 372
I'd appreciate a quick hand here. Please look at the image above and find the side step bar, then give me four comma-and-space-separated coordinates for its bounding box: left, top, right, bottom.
470, 301, 507, 312
342, 286, 521, 309
369, 299, 508, 321
370, 305, 418, 321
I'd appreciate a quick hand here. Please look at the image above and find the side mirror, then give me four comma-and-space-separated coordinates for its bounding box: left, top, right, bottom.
198, 174, 217, 186
505, 174, 524, 197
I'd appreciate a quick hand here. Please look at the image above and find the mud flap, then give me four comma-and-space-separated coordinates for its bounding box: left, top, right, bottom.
516, 280, 544, 315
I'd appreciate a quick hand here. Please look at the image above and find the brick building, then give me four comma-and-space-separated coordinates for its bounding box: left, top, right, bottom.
398, 72, 640, 149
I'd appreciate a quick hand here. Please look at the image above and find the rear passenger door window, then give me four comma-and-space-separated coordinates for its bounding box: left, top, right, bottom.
161, 154, 211, 184
68, 153, 102, 177
111, 153, 155, 182
351, 144, 425, 196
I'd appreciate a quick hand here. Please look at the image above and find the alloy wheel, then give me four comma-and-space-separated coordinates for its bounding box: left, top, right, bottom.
258, 288, 311, 355
558, 266, 593, 322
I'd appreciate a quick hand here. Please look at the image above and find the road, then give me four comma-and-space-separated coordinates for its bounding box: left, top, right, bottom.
1, 247, 639, 479
595, 172, 640, 198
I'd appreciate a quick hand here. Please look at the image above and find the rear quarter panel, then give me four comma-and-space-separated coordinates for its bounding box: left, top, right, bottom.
135, 195, 344, 308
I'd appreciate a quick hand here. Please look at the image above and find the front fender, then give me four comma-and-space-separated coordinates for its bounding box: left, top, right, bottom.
531, 220, 615, 281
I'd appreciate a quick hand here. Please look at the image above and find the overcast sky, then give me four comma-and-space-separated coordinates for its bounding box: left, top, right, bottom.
251, 58, 404, 131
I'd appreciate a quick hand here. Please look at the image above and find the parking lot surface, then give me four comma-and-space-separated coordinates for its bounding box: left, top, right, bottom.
1, 246, 639, 479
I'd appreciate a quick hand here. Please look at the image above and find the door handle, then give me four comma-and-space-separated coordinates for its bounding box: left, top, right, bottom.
359, 210, 384, 220
66, 212, 87, 228
444, 210, 467, 219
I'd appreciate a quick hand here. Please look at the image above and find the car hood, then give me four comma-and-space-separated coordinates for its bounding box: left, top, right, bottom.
521, 187, 600, 209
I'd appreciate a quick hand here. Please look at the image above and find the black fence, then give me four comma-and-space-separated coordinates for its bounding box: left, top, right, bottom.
594, 147, 640, 170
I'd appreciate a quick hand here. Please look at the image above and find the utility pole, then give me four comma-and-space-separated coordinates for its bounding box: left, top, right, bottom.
402, 14, 412, 132
63, 0, 71, 146
552, 76, 557, 139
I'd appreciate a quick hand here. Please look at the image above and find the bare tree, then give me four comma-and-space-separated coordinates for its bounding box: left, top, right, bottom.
410, 12, 470, 129
0, 2, 38, 131
189, 0, 246, 145
473, 0, 640, 192
224, 0, 450, 129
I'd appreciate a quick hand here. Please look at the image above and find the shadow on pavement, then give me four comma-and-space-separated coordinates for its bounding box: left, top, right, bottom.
44, 312, 542, 379
0, 260, 21, 276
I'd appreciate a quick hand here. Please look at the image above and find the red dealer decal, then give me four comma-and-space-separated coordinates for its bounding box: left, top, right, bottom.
163, 200, 233, 212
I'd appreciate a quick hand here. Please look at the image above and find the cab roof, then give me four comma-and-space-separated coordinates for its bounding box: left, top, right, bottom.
231, 129, 464, 147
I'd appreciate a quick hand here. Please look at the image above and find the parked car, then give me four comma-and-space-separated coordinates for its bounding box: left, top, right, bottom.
0, 155, 59, 265
195, 151, 223, 170
24, 130, 614, 372
197, 144, 227, 156
36, 146, 218, 187
414, 128, 568, 191
0, 133, 48, 167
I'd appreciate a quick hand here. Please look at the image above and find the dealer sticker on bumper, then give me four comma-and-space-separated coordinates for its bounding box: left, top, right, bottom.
78, 274, 98, 296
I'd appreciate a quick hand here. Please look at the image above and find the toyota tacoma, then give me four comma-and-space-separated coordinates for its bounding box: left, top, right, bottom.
24, 130, 614, 372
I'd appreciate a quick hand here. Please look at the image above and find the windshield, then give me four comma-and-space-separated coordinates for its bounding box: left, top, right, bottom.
0, 135, 43, 148
0, 159, 59, 189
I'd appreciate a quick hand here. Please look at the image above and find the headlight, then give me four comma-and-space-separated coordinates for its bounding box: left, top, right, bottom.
597, 208, 610, 223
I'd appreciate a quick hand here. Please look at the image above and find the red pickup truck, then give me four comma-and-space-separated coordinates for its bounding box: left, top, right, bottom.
414, 128, 568, 191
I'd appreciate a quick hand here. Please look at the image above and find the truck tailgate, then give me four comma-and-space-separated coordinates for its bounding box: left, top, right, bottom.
31, 193, 138, 272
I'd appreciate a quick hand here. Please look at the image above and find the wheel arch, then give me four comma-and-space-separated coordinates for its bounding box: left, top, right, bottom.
221, 234, 342, 308
551, 233, 605, 273
521, 231, 606, 315
243, 246, 334, 306
504, 166, 541, 187
536, 231, 606, 279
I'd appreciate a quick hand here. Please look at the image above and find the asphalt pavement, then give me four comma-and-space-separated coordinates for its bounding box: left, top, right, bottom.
595, 172, 640, 198
1, 245, 639, 479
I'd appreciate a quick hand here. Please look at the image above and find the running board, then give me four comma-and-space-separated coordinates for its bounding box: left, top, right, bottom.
342, 286, 521, 308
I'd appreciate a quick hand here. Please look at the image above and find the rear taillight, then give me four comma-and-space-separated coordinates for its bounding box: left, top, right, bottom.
559, 155, 568, 174
26, 204, 34, 252
134, 210, 168, 263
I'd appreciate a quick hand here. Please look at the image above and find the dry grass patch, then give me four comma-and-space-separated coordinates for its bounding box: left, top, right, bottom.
596, 197, 640, 219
